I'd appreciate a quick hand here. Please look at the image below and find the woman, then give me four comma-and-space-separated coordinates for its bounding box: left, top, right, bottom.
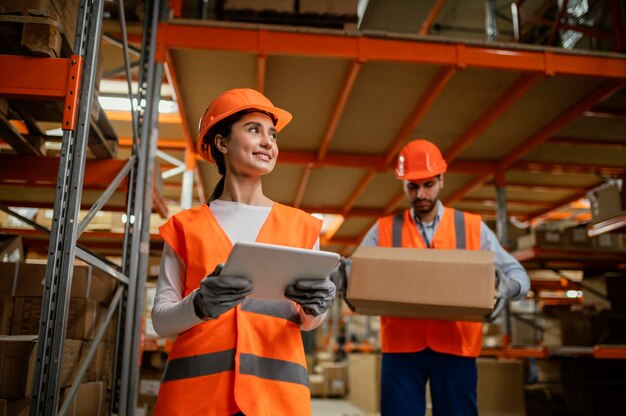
152, 88, 336, 415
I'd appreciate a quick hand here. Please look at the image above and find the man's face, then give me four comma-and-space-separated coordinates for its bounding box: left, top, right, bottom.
403, 175, 444, 214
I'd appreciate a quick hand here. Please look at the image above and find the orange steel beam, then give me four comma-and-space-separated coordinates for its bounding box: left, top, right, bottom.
119, 137, 187, 150
528, 192, 589, 222
293, 61, 363, 209
593, 345, 626, 359
498, 80, 625, 171
419, 0, 446, 35
444, 176, 490, 205
169, 0, 183, 18
0, 155, 129, 190
384, 66, 456, 165
164, 51, 195, 154
0, 55, 74, 99
444, 72, 542, 162
106, 110, 182, 124
293, 166, 312, 208
156, 23, 626, 78
318, 61, 362, 161
342, 170, 376, 216
165, 50, 206, 200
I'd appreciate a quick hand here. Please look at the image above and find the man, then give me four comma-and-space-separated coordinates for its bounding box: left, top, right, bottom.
335, 139, 530, 415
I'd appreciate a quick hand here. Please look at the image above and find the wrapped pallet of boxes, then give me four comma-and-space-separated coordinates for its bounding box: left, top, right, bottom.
477, 358, 525, 416
0, 335, 81, 399
320, 361, 347, 397
347, 247, 494, 321
588, 180, 625, 225
348, 353, 380, 414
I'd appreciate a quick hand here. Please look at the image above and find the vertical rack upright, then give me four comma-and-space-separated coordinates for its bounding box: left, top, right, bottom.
21, 0, 167, 414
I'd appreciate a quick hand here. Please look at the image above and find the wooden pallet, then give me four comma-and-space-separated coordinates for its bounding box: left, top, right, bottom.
0, 0, 78, 57
0, 14, 63, 57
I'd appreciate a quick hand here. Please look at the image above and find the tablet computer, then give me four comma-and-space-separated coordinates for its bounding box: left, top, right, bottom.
220, 241, 340, 301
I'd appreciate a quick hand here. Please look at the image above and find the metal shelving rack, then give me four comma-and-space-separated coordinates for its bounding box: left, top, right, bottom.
0, 0, 166, 414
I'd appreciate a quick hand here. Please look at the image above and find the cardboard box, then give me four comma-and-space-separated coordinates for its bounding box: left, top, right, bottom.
0, 335, 81, 399
60, 381, 105, 416
516, 231, 564, 250
0, 296, 13, 335
0, 235, 23, 263
78, 341, 113, 384
0, 398, 29, 416
588, 180, 626, 224
347, 247, 494, 321
223, 0, 294, 12
348, 353, 380, 414
320, 362, 347, 397
477, 358, 525, 416
300, 0, 358, 15
0, 262, 18, 296
0, 262, 117, 304
12, 297, 98, 340
308, 374, 324, 397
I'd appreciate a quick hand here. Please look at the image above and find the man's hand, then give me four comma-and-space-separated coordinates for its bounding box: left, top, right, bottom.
485, 270, 520, 323
285, 279, 336, 317
193, 264, 253, 320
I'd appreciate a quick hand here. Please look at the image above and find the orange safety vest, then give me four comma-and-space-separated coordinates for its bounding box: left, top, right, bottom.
154, 203, 322, 416
377, 207, 484, 357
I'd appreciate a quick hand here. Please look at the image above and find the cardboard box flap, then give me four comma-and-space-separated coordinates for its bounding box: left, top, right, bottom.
352, 246, 494, 265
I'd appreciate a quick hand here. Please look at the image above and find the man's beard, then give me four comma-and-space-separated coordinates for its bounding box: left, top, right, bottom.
412, 198, 436, 214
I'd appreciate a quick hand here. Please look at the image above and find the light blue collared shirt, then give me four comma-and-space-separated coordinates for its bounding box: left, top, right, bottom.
359, 201, 530, 301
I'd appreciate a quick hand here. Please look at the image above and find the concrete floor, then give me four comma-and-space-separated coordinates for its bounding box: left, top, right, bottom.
311, 399, 376, 416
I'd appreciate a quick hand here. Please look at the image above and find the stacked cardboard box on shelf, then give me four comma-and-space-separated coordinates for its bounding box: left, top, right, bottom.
0, 259, 118, 412
516, 227, 626, 251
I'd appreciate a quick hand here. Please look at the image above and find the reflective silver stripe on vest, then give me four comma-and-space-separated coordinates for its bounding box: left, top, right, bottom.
392, 213, 403, 247
162, 348, 236, 382
242, 298, 301, 325
394, 210, 466, 248
239, 353, 309, 386
453, 209, 466, 249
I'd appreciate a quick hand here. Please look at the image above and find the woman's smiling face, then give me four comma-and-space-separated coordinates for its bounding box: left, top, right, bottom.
220, 111, 279, 177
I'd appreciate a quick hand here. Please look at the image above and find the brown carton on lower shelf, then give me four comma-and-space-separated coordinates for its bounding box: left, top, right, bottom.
347, 246, 495, 321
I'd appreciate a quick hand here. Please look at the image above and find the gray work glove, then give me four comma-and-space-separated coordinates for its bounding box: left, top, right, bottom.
285, 279, 336, 317
329, 257, 350, 297
328, 257, 356, 312
485, 270, 521, 323
193, 264, 253, 320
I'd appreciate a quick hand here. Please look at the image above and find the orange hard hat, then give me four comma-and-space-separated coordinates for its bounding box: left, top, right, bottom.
196, 88, 292, 161
395, 139, 447, 181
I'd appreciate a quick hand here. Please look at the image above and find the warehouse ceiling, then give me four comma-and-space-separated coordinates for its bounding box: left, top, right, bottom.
1, 0, 625, 257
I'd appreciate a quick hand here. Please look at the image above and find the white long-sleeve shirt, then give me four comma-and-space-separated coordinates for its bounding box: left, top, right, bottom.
152, 200, 325, 338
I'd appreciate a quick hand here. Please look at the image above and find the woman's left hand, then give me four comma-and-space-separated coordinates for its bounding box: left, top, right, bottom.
284, 279, 336, 317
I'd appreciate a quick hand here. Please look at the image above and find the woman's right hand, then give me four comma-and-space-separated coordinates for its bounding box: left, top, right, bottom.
192, 264, 253, 320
